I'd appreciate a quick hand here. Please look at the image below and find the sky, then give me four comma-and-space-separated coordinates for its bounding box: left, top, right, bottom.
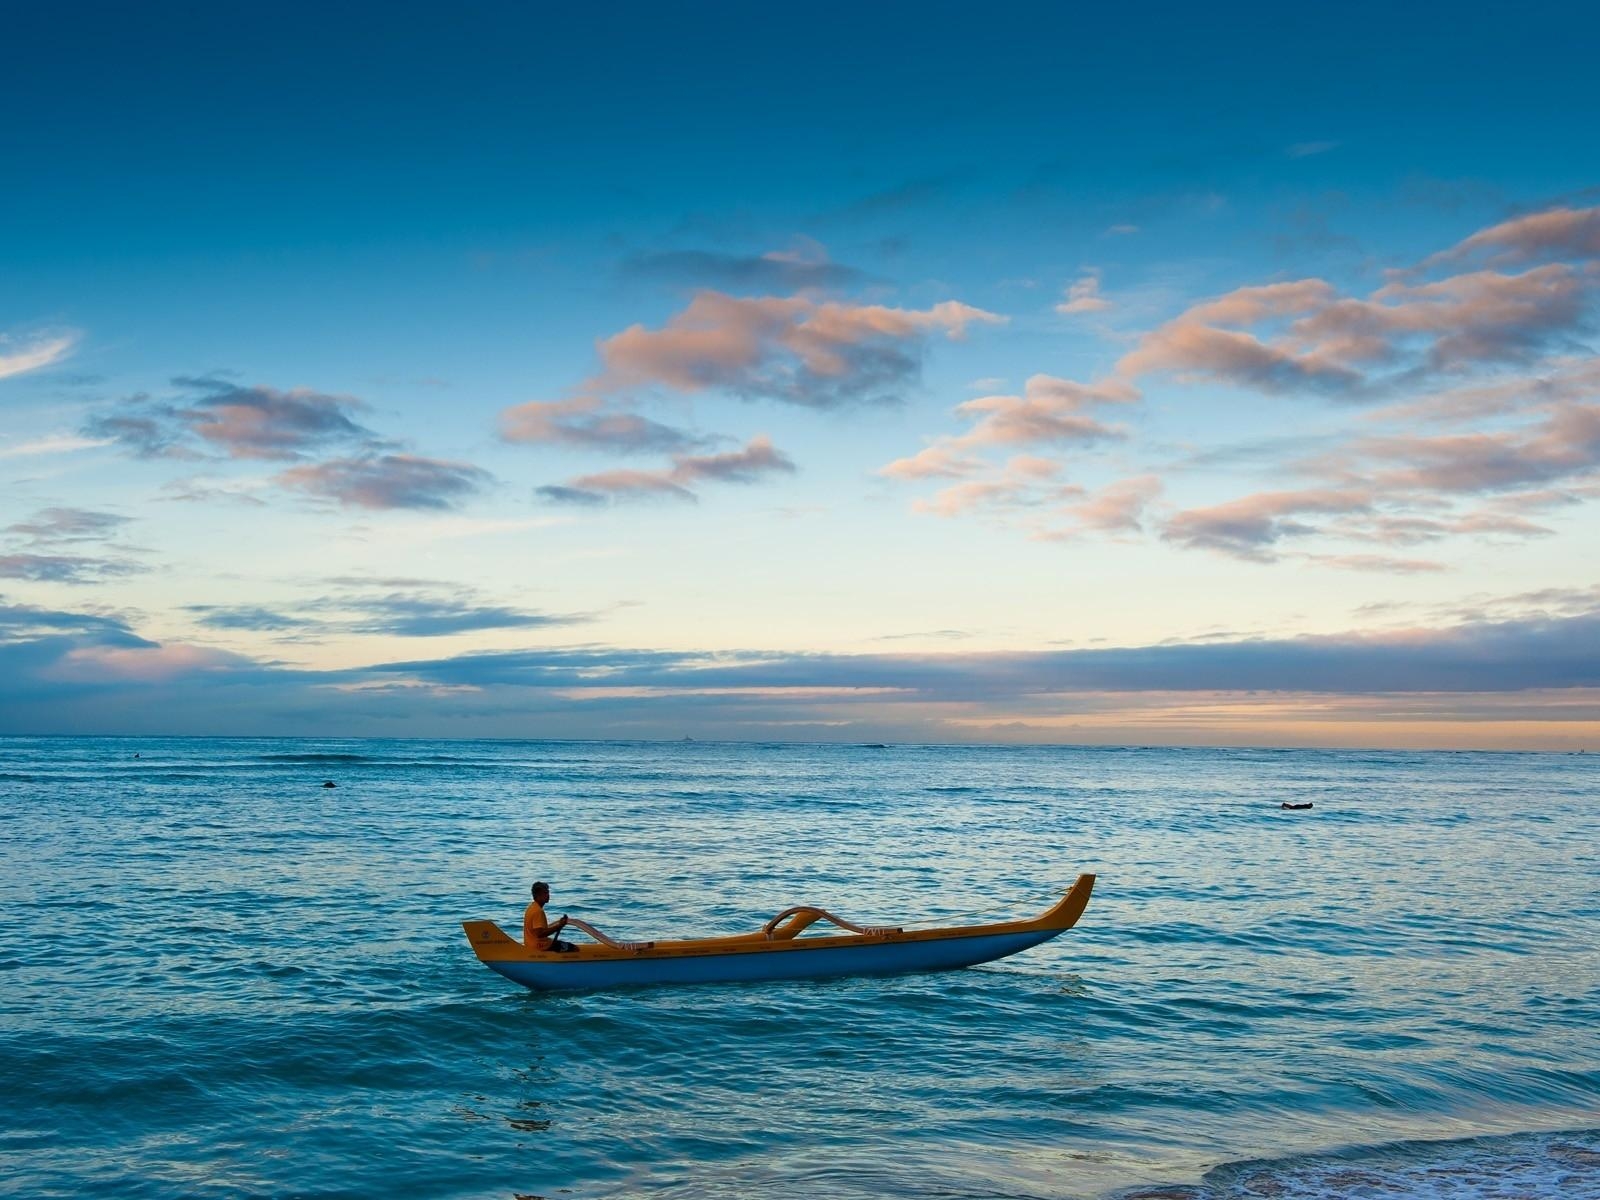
4, 1, 1600, 748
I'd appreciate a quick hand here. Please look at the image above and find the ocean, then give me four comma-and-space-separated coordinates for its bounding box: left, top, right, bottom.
2, 737, 1596, 1199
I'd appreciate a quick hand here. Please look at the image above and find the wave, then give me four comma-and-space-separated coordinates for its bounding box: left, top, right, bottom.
255, 753, 371, 763
1114, 1127, 1600, 1199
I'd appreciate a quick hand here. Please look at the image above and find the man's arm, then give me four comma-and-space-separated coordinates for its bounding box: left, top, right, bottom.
530, 913, 570, 938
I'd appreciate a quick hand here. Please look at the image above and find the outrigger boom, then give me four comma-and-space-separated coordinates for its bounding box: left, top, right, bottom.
463, 874, 1095, 991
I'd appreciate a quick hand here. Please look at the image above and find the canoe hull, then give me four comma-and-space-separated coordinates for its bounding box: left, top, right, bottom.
484, 927, 1062, 991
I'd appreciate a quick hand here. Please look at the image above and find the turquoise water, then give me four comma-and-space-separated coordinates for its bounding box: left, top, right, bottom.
2, 737, 1596, 1198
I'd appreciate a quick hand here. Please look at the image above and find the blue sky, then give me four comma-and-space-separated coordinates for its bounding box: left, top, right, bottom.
4, 1, 1600, 746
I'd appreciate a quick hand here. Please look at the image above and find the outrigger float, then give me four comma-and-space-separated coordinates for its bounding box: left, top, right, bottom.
463, 873, 1095, 991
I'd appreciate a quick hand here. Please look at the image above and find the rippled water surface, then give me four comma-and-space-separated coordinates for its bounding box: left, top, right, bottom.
2, 737, 1597, 1198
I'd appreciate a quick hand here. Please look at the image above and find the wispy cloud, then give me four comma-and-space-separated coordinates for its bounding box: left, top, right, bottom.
914, 456, 1079, 518
1040, 475, 1164, 540
79, 408, 194, 459
878, 445, 985, 482
84, 377, 381, 461
533, 485, 611, 507
7, 508, 132, 544
0, 434, 109, 460
0, 553, 145, 585
1056, 270, 1112, 315
541, 435, 796, 505
1158, 388, 1600, 563
1300, 553, 1448, 575
1422, 203, 1600, 268
1162, 487, 1371, 560
278, 454, 492, 510
948, 375, 1136, 449
0, 330, 78, 381
186, 588, 590, 639
878, 374, 1136, 501
619, 245, 865, 292
1116, 279, 1361, 393
1118, 254, 1593, 396
1, 507, 143, 584
0, 598, 146, 641
339, 593, 589, 638
184, 605, 311, 632
499, 394, 706, 453
590, 292, 1003, 409
1343, 404, 1600, 494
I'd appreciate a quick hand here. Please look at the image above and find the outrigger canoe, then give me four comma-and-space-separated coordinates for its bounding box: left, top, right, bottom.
463, 873, 1094, 991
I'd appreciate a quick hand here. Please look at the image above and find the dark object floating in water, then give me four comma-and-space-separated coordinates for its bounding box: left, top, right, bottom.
860, 743, 889, 749
322, 781, 338, 789
1281, 801, 1313, 810
133, 752, 141, 759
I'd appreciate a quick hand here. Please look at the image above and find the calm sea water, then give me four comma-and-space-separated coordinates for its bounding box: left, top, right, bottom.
2, 737, 1597, 1199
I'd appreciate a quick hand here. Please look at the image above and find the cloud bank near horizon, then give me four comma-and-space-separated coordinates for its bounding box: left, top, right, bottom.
4, 589, 1599, 747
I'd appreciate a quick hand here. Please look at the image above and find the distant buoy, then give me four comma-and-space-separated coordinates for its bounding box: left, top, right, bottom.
1280, 801, 1313, 810
322, 781, 337, 789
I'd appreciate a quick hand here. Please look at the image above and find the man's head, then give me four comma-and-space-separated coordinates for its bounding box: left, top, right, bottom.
532, 881, 550, 903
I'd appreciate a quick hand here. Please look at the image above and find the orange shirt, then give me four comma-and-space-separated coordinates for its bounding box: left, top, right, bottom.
523, 901, 552, 950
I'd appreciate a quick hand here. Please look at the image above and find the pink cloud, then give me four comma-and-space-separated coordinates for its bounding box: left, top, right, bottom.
878, 445, 983, 481
1357, 264, 1588, 369
84, 378, 383, 462
1116, 255, 1594, 394
544, 435, 796, 504
672, 435, 797, 484
498, 394, 702, 453
592, 290, 1004, 408
182, 382, 375, 460
563, 468, 697, 503
1424, 204, 1600, 267
1371, 357, 1600, 425
1300, 553, 1448, 574
914, 455, 1079, 518
279, 454, 492, 510
1179, 280, 1337, 326
48, 642, 251, 684
1050, 474, 1164, 538
1351, 402, 1600, 493
949, 374, 1137, 449
1322, 510, 1553, 547
1162, 487, 1371, 560
1116, 281, 1361, 392
1056, 271, 1112, 315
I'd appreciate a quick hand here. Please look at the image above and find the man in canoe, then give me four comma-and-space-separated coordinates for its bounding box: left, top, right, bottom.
524, 881, 575, 952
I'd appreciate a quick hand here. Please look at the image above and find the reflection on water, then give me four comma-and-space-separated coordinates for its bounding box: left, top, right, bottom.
0, 736, 1596, 1198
